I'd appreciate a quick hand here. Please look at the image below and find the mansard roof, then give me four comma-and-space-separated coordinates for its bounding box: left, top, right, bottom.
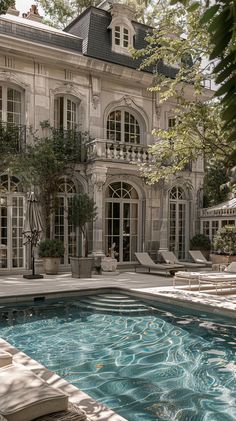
65, 6, 178, 77
0, 13, 83, 53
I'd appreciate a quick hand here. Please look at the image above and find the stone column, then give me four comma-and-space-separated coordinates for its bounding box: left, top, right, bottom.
88, 166, 107, 258
158, 184, 169, 254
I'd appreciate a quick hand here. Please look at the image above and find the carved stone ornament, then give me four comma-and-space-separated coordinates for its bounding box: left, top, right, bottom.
91, 172, 106, 191
51, 83, 83, 100
92, 94, 100, 109
0, 72, 28, 90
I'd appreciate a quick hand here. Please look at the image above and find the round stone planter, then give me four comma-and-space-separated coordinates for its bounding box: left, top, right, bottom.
43, 257, 60, 275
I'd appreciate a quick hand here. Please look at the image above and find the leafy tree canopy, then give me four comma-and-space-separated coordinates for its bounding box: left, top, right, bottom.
37, 0, 161, 28
0, 0, 14, 15
133, 0, 235, 190
171, 0, 236, 138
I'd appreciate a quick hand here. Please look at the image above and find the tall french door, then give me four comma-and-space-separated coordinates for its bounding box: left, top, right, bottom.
54, 178, 78, 267
105, 182, 139, 262
0, 175, 25, 270
169, 186, 188, 260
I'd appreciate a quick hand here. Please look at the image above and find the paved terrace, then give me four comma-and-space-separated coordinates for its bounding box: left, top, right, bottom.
0, 270, 235, 421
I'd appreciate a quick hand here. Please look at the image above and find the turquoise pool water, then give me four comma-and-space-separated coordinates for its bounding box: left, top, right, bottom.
0, 294, 235, 421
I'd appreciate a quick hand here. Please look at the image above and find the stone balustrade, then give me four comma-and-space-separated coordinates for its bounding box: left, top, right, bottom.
87, 139, 152, 164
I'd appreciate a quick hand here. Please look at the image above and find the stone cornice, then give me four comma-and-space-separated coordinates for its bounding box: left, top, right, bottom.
0, 34, 153, 87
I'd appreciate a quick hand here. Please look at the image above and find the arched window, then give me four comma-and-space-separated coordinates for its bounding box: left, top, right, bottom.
169, 186, 189, 259
54, 96, 79, 130
0, 174, 24, 270
105, 182, 139, 262
0, 85, 23, 124
107, 109, 141, 144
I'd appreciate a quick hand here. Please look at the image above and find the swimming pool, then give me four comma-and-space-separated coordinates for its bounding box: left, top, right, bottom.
0, 293, 235, 421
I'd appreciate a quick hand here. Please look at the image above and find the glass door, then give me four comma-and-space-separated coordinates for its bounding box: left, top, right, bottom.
169, 187, 188, 260
105, 182, 139, 262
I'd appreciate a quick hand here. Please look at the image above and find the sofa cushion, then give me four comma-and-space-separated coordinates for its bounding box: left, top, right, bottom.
0, 364, 68, 421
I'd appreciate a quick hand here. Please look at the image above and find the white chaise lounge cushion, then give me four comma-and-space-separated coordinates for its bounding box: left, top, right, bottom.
0, 363, 68, 421
174, 271, 215, 279
0, 350, 12, 367
224, 262, 236, 272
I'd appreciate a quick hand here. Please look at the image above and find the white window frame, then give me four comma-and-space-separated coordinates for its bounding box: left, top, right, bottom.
106, 108, 142, 144
109, 16, 135, 55
0, 84, 23, 125
54, 95, 79, 130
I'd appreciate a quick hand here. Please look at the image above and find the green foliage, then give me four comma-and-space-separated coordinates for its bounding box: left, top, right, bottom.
37, 0, 101, 29
0, 0, 14, 15
10, 125, 87, 236
71, 193, 97, 257
132, 0, 235, 186
190, 233, 211, 251
71, 193, 97, 234
37, 0, 159, 28
171, 0, 236, 149
38, 238, 64, 257
203, 160, 230, 207
212, 225, 236, 255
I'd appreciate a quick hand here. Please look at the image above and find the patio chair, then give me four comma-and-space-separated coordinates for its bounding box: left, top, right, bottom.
135, 252, 184, 275
189, 250, 212, 267
160, 250, 207, 270
0, 350, 88, 421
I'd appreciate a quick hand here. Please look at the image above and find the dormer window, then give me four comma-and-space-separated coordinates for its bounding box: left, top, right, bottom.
108, 3, 135, 55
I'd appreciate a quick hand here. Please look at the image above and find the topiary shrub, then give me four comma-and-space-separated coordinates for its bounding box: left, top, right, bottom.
190, 233, 211, 251
38, 239, 64, 258
212, 225, 236, 255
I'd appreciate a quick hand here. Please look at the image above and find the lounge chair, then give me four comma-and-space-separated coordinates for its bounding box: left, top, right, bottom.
135, 252, 184, 275
174, 262, 236, 293
160, 250, 207, 270
189, 250, 212, 267
0, 350, 87, 421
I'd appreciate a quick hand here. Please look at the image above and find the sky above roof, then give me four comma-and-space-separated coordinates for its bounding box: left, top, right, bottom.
15, 0, 44, 16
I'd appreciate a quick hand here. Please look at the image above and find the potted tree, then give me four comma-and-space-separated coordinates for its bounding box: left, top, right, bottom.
38, 239, 64, 275
190, 233, 211, 260
70, 193, 97, 278
211, 225, 236, 265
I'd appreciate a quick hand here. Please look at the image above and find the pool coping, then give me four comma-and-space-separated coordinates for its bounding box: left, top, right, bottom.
0, 285, 235, 319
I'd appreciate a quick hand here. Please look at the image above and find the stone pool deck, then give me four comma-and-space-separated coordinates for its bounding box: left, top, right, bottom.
0, 269, 235, 421
0, 270, 235, 316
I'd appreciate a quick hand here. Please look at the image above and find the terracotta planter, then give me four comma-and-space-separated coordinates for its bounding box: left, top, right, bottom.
210, 254, 236, 265
70, 257, 93, 278
44, 257, 60, 275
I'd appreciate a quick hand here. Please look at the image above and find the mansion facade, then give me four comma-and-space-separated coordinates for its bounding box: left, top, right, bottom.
0, 1, 207, 272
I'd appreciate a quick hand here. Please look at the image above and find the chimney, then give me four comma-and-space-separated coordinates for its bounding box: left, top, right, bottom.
7, 1, 20, 16
26, 5, 43, 22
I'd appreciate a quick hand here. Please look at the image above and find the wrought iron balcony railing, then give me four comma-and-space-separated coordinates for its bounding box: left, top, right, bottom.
0, 122, 26, 154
